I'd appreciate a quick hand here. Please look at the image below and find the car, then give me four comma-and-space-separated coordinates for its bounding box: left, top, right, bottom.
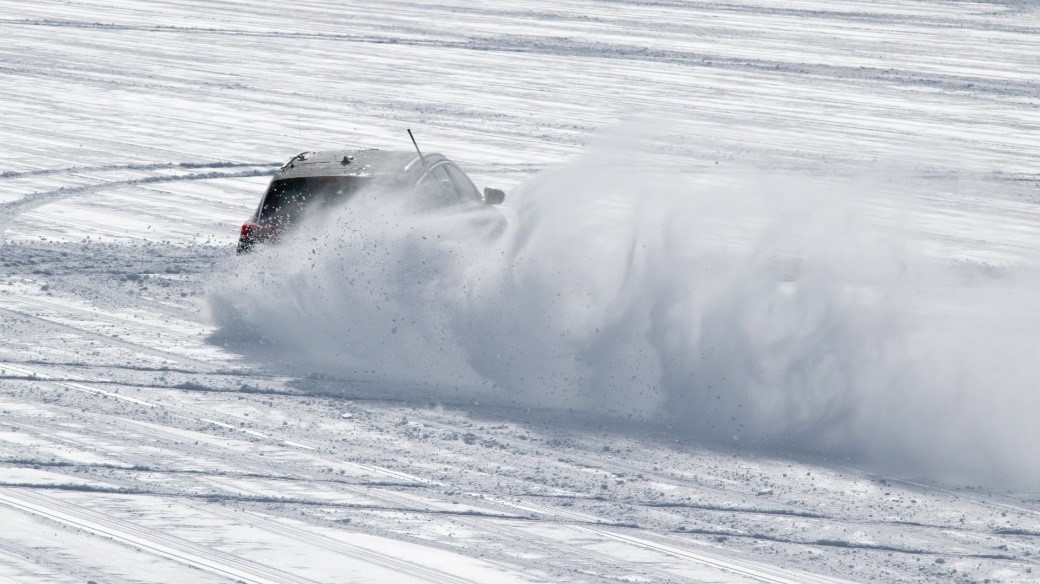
237, 147, 506, 252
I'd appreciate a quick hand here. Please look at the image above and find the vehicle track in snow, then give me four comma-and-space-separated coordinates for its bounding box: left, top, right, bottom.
370, 407, 1040, 570
4, 4, 1035, 179
4, 303, 1035, 581
0, 362, 325, 455
2, 376, 680, 582
0, 362, 871, 583
2, 410, 1030, 584
0, 541, 106, 584
6, 330, 1031, 569
0, 161, 281, 181
0, 177, 1032, 583
0, 485, 506, 584
3, 0, 1040, 582
0, 165, 276, 233
0, 297, 234, 374
198, 505, 496, 584
377, 493, 861, 584
3, 18, 1038, 100
0, 489, 324, 584
0, 361, 461, 491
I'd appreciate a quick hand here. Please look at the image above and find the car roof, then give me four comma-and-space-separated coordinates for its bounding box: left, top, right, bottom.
273, 149, 447, 181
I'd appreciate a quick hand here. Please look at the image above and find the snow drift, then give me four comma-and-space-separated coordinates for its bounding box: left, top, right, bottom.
210, 137, 1040, 486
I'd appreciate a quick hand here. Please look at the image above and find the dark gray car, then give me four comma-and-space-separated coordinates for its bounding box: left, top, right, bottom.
237, 148, 505, 252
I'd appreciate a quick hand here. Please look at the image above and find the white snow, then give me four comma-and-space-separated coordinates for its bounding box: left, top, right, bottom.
1, 1, 1039, 583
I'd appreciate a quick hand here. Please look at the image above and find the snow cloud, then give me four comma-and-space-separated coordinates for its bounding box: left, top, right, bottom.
210, 132, 1040, 486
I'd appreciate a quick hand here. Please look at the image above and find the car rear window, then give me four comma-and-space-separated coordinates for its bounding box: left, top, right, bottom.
258, 176, 371, 226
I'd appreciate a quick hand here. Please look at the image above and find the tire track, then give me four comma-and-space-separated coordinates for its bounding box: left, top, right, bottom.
584, 526, 854, 584
2, 369, 754, 584
0, 391, 542, 582
4, 346, 1026, 580
3, 380, 1029, 577
0, 165, 276, 232
3, 18, 1036, 99
483, 497, 857, 584
0, 160, 280, 181
0, 362, 440, 486
0, 299, 231, 374
0, 362, 319, 453
7, 351, 1022, 578
0, 539, 113, 584
201, 505, 491, 584
0, 489, 322, 584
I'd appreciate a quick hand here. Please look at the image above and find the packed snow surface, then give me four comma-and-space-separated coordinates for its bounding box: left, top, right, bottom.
2, 1, 1040, 583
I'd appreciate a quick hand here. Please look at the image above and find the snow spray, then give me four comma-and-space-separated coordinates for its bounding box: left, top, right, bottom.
210, 135, 1040, 486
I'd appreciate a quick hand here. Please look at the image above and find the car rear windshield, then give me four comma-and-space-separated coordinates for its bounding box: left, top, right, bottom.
258, 176, 371, 226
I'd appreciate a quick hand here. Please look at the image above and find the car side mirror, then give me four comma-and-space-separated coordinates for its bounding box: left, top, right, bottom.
484, 187, 505, 205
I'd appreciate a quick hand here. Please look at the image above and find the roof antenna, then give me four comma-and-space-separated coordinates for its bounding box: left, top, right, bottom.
407, 129, 430, 170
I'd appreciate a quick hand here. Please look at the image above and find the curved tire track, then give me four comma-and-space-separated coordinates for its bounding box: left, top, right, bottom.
0, 163, 277, 233
0, 160, 281, 181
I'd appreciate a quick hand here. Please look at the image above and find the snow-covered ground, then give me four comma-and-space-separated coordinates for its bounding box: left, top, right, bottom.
2, 1, 1040, 582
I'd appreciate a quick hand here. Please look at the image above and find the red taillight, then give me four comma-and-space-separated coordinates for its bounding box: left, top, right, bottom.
240, 222, 258, 239
237, 221, 259, 253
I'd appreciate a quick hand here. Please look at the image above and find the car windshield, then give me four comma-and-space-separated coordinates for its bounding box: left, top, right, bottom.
258, 176, 371, 226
